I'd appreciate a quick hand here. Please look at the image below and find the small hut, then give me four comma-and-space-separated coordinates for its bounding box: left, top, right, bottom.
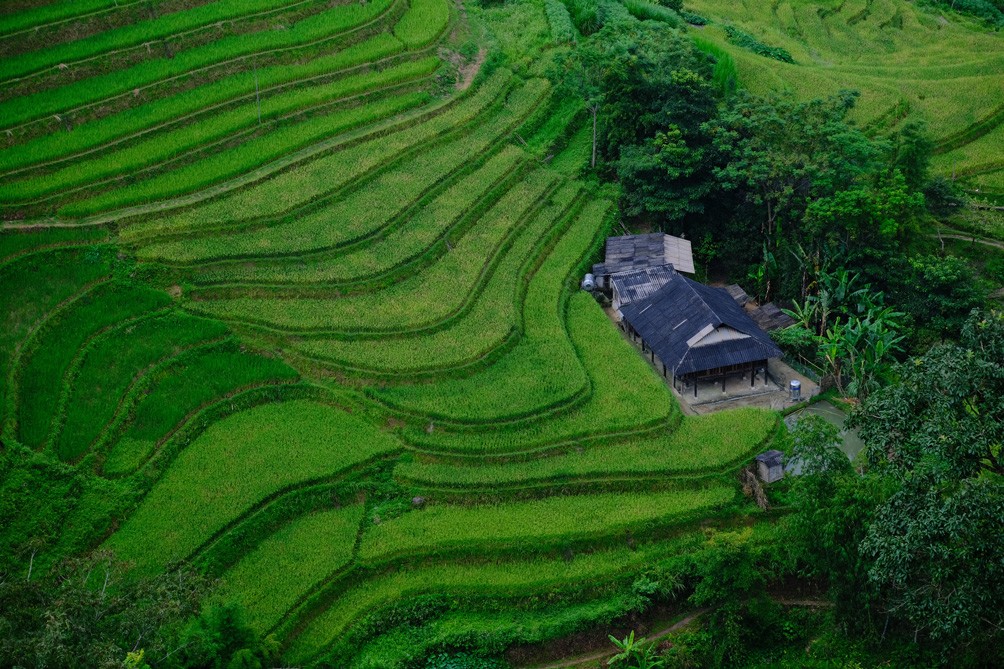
755, 450, 785, 483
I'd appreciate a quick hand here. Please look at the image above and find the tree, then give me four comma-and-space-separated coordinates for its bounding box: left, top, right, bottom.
851, 310, 1004, 657
786, 416, 891, 629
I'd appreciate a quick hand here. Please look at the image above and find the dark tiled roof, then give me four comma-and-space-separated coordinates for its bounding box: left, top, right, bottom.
592, 233, 695, 276
620, 272, 781, 376
611, 266, 676, 306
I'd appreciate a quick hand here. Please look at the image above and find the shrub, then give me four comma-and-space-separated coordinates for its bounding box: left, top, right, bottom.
545, 0, 577, 44
723, 25, 794, 63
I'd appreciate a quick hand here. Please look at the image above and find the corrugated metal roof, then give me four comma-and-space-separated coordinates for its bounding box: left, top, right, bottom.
611, 266, 676, 307
620, 272, 782, 376
592, 233, 695, 276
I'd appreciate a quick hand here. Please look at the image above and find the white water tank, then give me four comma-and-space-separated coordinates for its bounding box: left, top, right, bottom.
789, 379, 801, 401
581, 273, 596, 291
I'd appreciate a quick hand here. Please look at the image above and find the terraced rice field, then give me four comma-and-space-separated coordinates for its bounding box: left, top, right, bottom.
5, 0, 992, 664
685, 0, 1004, 198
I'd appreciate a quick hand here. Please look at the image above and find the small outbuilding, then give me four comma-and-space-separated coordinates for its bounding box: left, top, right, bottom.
592, 233, 695, 290
755, 450, 785, 483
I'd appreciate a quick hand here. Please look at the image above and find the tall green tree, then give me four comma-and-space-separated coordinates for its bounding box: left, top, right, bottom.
852, 309, 1004, 657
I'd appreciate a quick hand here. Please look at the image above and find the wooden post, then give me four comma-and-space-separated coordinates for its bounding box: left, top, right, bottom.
694, 379, 698, 398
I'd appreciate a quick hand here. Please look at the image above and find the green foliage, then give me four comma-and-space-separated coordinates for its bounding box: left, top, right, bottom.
722, 25, 793, 64
357, 487, 735, 563
0, 0, 398, 128
545, 0, 577, 44
2, 59, 440, 204
63, 91, 431, 216
0, 552, 221, 669
619, 0, 681, 27
424, 652, 507, 669
106, 400, 401, 575
0, 0, 305, 81
394, 0, 452, 48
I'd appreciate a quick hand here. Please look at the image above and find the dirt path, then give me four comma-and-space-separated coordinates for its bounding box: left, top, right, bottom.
522, 609, 708, 669
932, 230, 1004, 251
456, 48, 487, 91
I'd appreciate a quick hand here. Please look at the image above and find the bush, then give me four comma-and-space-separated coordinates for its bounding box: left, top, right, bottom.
723, 25, 794, 63
545, 0, 577, 43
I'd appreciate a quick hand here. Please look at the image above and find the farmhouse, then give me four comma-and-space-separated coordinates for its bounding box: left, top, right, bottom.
619, 269, 782, 397
591, 232, 695, 290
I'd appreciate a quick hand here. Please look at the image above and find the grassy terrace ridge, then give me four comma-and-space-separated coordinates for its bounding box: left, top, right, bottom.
14, 282, 172, 451
355, 487, 736, 564
100, 342, 301, 475
0, 0, 168, 37
0, 34, 408, 176
54, 311, 229, 463
1, 58, 440, 205
184, 167, 560, 334
366, 199, 610, 423
216, 504, 364, 633
396, 409, 779, 489
683, 0, 1004, 192
60, 90, 432, 217
0, 0, 321, 83
119, 68, 514, 240
285, 182, 585, 376
181, 145, 528, 290
0, 0, 400, 129
285, 533, 710, 663
105, 399, 401, 575
401, 292, 675, 455
134, 78, 546, 264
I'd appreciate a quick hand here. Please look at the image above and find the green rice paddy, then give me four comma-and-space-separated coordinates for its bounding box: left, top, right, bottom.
1, 0, 997, 664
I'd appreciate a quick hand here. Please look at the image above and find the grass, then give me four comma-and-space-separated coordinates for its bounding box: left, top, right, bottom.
404, 292, 675, 455
119, 69, 514, 241
0, 0, 398, 128
137, 80, 546, 264
288, 536, 703, 663
15, 281, 171, 451
397, 409, 779, 489
187, 144, 526, 287
356, 486, 736, 564
0, 246, 114, 432
102, 341, 300, 474
0, 226, 111, 265
62, 90, 431, 216
367, 198, 611, 424
0, 0, 311, 82
2, 58, 440, 204
0, 0, 129, 36
286, 181, 584, 375
0, 34, 406, 176
105, 400, 401, 575
342, 597, 637, 668
54, 311, 228, 462
684, 0, 1004, 149
216, 505, 364, 632
185, 165, 558, 333
393, 0, 451, 48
